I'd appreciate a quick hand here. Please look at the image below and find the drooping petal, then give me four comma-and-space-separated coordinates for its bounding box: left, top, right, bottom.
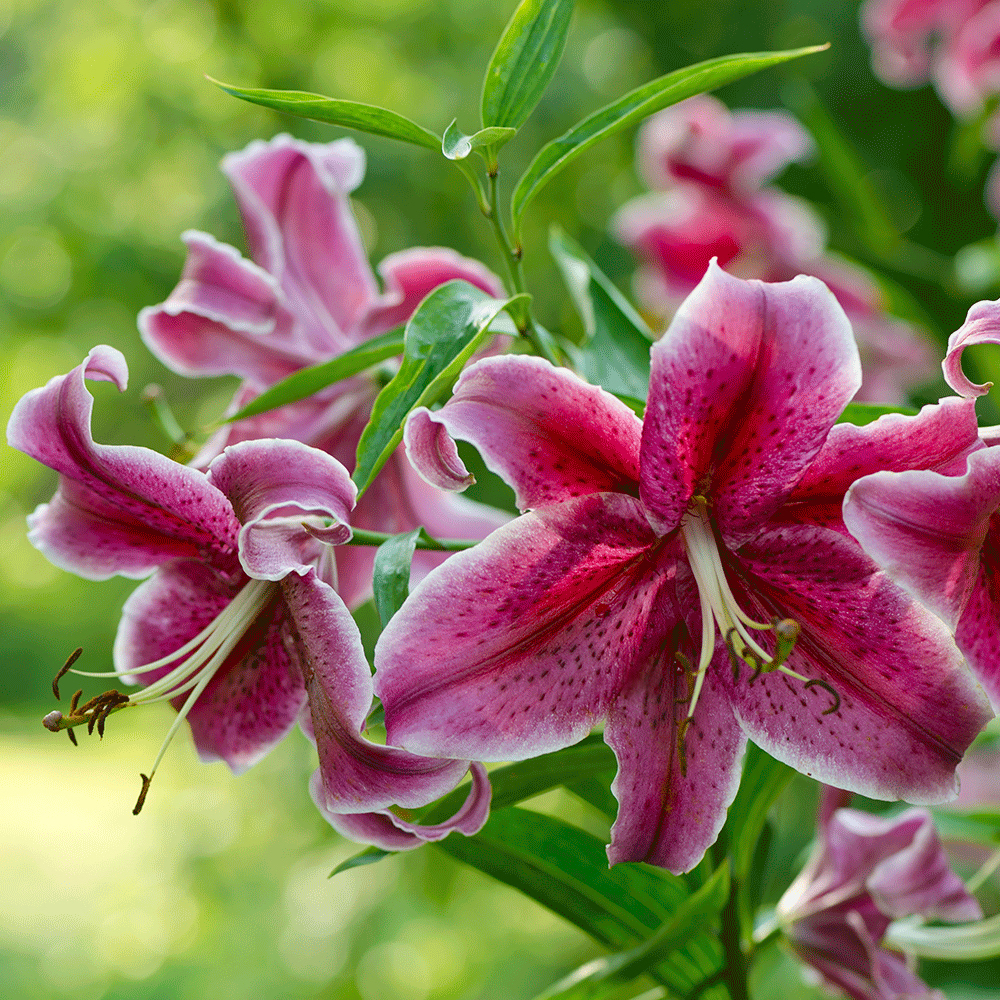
722, 521, 992, 804
206, 439, 356, 581
790, 396, 982, 531
640, 263, 860, 540
359, 247, 505, 338
403, 356, 643, 511
843, 448, 999, 632
137, 231, 310, 386
605, 641, 746, 874
311, 762, 491, 850
222, 135, 376, 353
375, 493, 670, 761
283, 572, 477, 815
8, 346, 240, 580
114, 560, 306, 773
861, 811, 983, 922
943, 298, 1000, 397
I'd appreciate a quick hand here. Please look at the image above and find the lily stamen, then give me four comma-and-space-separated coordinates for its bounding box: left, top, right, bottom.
42, 579, 277, 813
680, 497, 811, 721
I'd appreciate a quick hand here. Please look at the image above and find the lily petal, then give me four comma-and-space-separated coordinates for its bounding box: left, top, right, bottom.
375, 493, 668, 761
285, 572, 476, 815
114, 559, 307, 773
313, 761, 491, 850
403, 356, 643, 510
641, 263, 860, 540
605, 646, 746, 873
9, 345, 240, 580
791, 396, 982, 532
943, 298, 1000, 397
723, 522, 992, 803
207, 439, 356, 581
222, 135, 376, 352
137, 231, 308, 386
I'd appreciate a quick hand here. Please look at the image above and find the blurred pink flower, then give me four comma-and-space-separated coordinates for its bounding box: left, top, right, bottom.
613, 96, 938, 404
777, 788, 982, 1000
140, 134, 509, 608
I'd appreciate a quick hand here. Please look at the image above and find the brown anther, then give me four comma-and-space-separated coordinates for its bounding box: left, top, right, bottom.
747, 654, 765, 685
69, 689, 83, 713
804, 678, 841, 715
134, 774, 152, 815
676, 717, 691, 777
66, 728, 78, 746
52, 647, 82, 700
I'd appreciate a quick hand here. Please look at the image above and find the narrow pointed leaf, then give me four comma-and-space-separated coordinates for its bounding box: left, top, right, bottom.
511, 44, 828, 235
534, 862, 729, 999
352, 280, 529, 496
837, 401, 917, 427
437, 809, 723, 993
481, 0, 576, 129
329, 847, 394, 876
227, 329, 404, 422
442, 120, 518, 160
724, 744, 792, 883
209, 79, 440, 149
372, 528, 424, 627
550, 228, 653, 400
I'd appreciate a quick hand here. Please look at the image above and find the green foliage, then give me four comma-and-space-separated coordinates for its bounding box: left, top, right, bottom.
837, 401, 918, 426
209, 80, 441, 148
550, 227, 653, 399
441, 120, 518, 160
511, 44, 828, 237
372, 527, 424, 627
227, 329, 404, 421
352, 279, 528, 496
481, 0, 576, 130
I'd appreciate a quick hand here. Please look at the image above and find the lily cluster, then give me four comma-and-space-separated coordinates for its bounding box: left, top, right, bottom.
9, 127, 1000, 925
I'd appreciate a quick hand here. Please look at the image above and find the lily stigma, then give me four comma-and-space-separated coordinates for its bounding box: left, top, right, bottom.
45, 578, 278, 812
678, 494, 817, 722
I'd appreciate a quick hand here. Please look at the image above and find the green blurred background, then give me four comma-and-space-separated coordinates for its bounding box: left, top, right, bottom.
3, 1, 1000, 997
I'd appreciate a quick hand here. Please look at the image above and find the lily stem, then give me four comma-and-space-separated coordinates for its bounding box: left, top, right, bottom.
713, 839, 751, 1000
344, 528, 479, 551
484, 169, 560, 366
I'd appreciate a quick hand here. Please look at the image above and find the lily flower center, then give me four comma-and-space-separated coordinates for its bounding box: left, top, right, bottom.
679, 496, 803, 720
44, 578, 277, 812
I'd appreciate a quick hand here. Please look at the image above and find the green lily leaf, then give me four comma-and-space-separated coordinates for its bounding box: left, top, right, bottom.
208, 78, 439, 149
372, 528, 425, 627
442, 120, 518, 160
533, 862, 729, 999
352, 280, 528, 497
837, 401, 917, 427
725, 745, 793, 885
226, 329, 404, 422
511, 44, 828, 237
438, 809, 723, 994
481, 0, 576, 130
550, 227, 653, 400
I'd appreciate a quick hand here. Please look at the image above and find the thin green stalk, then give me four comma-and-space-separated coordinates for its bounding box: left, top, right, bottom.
712, 840, 750, 1000
344, 527, 479, 551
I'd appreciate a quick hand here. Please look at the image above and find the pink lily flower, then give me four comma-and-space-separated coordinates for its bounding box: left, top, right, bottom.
861, 0, 985, 89
138, 134, 509, 609
844, 298, 1000, 708
375, 262, 991, 874
7, 346, 489, 847
635, 94, 815, 195
613, 98, 938, 405
776, 788, 982, 1000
